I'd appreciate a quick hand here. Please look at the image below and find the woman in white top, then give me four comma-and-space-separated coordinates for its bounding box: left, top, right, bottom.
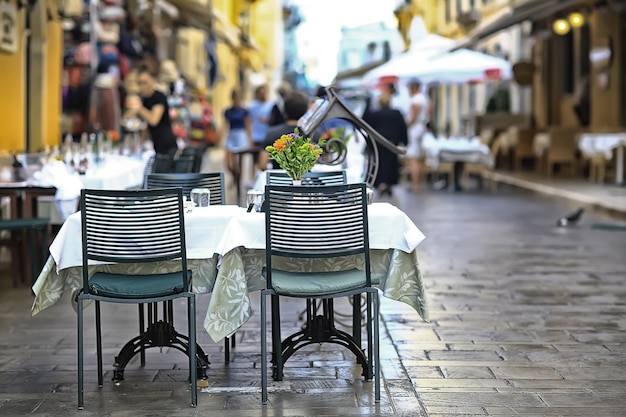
405, 79, 429, 192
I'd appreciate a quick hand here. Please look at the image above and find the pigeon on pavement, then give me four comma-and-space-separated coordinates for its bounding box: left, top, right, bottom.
557, 207, 584, 227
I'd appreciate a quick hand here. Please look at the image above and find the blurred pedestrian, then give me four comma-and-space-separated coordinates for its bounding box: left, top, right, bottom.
258, 90, 311, 171
404, 79, 429, 192
127, 66, 178, 156
222, 89, 253, 176
366, 93, 408, 196
268, 81, 292, 127
248, 84, 273, 170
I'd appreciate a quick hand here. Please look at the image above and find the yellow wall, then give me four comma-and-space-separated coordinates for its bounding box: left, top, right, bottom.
44, 6, 63, 148
0, 2, 26, 152
173, 0, 283, 132
209, 0, 245, 130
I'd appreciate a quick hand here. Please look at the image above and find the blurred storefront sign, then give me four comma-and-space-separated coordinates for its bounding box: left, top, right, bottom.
0, 2, 18, 54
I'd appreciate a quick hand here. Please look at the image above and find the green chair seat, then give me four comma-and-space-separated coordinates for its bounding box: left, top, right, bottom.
88, 270, 191, 299
263, 267, 380, 297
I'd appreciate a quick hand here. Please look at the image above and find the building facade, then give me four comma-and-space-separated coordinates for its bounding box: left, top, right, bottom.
431, 0, 625, 135
0, 0, 284, 153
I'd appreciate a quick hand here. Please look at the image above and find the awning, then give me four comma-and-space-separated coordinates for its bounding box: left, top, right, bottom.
454, 0, 583, 50
158, 0, 241, 49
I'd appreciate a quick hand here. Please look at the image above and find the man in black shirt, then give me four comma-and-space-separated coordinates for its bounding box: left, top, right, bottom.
128, 67, 178, 155
258, 90, 310, 170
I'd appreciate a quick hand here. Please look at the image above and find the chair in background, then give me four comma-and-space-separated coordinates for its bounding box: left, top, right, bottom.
513, 128, 539, 171
0, 217, 49, 287
545, 127, 584, 177
260, 183, 380, 404
77, 188, 197, 409
152, 149, 176, 173
173, 148, 196, 173
266, 170, 347, 186
146, 172, 225, 205
189, 146, 206, 173
145, 172, 233, 360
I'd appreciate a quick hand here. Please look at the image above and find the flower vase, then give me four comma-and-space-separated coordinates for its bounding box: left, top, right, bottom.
292, 179, 302, 186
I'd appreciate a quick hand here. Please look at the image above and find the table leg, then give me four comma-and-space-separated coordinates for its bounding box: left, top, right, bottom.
111, 301, 210, 382
274, 297, 369, 381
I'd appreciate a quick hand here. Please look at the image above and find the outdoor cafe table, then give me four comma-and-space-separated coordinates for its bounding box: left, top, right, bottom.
32, 202, 428, 344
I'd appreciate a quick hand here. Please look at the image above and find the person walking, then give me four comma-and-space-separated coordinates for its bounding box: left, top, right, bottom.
267, 81, 292, 127
128, 66, 178, 156
248, 84, 273, 171
222, 89, 253, 178
365, 93, 408, 197
404, 79, 429, 192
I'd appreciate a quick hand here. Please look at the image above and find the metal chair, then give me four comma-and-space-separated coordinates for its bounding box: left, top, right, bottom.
146, 172, 225, 205
260, 183, 380, 404
266, 170, 347, 186
145, 172, 234, 360
152, 149, 177, 173
173, 148, 196, 173
0, 218, 49, 286
77, 188, 197, 409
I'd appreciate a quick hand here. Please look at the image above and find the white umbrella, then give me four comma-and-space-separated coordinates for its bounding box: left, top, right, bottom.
410, 49, 512, 85
362, 34, 456, 86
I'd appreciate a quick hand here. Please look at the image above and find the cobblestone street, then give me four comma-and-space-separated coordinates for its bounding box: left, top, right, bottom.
1, 185, 625, 416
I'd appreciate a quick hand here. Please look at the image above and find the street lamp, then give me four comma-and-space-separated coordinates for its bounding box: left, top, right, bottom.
552, 18, 570, 35
568, 12, 585, 28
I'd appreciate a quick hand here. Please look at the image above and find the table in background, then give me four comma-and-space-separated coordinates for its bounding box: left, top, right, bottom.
577, 132, 626, 185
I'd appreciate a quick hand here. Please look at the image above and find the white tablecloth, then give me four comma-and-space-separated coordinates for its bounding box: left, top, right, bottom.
47, 205, 247, 272
423, 135, 494, 169
39, 203, 423, 279
79, 154, 148, 190
577, 133, 626, 159
577, 132, 626, 184
34, 154, 150, 222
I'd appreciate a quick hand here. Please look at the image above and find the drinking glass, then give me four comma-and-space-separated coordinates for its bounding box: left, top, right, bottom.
190, 188, 210, 207
246, 190, 264, 212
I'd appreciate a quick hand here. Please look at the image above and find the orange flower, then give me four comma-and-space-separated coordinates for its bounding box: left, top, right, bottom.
273, 137, 288, 151
109, 130, 120, 142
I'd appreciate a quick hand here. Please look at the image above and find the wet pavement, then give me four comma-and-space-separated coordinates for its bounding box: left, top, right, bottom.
1, 184, 626, 416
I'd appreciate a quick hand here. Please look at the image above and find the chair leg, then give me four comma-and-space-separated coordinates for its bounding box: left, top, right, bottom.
95, 301, 103, 387
224, 337, 230, 363
77, 298, 84, 410
271, 294, 283, 381
138, 304, 145, 366
261, 291, 268, 404
352, 295, 361, 350
366, 292, 373, 381
188, 295, 197, 408
373, 290, 380, 403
